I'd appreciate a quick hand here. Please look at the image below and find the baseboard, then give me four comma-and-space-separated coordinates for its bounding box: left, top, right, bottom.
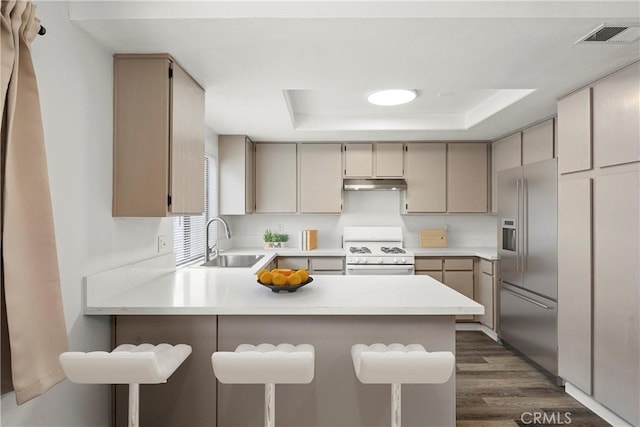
564, 382, 632, 427
455, 322, 499, 342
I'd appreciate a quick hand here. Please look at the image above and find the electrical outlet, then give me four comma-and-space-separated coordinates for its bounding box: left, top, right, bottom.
157, 235, 169, 253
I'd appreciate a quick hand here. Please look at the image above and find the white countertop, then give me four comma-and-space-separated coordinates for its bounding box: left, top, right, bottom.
85, 267, 484, 316
222, 247, 498, 260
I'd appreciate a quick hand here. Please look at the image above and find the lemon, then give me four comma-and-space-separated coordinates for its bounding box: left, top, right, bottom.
287, 273, 302, 286
257, 269, 269, 278
259, 271, 273, 285
296, 269, 309, 282
272, 273, 287, 286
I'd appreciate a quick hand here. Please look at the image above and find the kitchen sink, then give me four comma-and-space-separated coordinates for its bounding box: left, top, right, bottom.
200, 254, 264, 268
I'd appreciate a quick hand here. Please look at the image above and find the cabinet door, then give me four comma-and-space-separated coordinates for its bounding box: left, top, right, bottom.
113, 56, 171, 217
170, 62, 205, 215
375, 143, 404, 177
477, 271, 494, 329
443, 271, 474, 320
344, 143, 373, 177
255, 144, 297, 213
219, 136, 253, 215
447, 143, 488, 213
558, 178, 592, 394
558, 87, 592, 174
492, 133, 522, 212
404, 143, 446, 213
593, 170, 640, 425
523, 119, 554, 165
300, 144, 342, 213
594, 62, 640, 168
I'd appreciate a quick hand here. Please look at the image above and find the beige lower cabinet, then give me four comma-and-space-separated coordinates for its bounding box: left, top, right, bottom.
255, 143, 297, 213
276, 257, 309, 271
415, 257, 476, 321
476, 259, 496, 329
309, 257, 344, 275
276, 256, 344, 275
415, 257, 443, 281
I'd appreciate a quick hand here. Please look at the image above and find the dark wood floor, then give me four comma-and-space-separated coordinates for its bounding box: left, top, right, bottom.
456, 331, 610, 427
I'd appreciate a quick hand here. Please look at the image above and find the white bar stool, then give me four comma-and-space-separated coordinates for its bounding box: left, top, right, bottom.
59, 343, 192, 427
212, 343, 315, 427
351, 343, 455, 427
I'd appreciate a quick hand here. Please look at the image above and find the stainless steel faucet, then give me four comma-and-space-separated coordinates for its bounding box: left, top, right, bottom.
205, 217, 232, 262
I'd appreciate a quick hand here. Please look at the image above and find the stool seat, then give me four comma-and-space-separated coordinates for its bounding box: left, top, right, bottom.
212, 343, 315, 427
60, 343, 192, 384
351, 343, 454, 384
212, 343, 314, 384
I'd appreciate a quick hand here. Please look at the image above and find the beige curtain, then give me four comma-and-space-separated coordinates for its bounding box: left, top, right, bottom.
1, 0, 68, 404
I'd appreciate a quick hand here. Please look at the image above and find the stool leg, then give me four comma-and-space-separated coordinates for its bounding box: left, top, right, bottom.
128, 383, 140, 427
265, 383, 275, 427
391, 383, 401, 427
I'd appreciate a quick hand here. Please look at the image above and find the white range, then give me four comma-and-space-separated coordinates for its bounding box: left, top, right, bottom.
343, 226, 415, 275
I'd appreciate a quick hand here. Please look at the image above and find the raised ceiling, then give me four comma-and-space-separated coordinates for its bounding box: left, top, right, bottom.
69, 1, 640, 141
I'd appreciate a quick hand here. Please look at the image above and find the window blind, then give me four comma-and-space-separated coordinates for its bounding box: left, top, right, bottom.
173, 155, 218, 266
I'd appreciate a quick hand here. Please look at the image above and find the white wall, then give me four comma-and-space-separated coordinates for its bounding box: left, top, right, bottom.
225, 191, 497, 249
1, 3, 172, 426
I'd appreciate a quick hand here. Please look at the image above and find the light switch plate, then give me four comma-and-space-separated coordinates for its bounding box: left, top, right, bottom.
157, 235, 169, 253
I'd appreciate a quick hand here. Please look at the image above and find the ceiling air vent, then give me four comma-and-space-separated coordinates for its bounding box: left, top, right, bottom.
577, 23, 640, 44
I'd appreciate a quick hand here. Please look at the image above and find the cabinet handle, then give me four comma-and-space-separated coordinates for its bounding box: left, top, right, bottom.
481, 271, 492, 277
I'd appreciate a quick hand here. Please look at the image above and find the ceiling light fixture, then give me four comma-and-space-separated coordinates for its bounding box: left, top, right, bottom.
367, 89, 417, 106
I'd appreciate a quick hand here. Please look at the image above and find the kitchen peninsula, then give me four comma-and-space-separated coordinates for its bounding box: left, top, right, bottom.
85, 255, 483, 427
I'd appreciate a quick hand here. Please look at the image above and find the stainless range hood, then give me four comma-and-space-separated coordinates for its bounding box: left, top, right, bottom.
343, 178, 407, 191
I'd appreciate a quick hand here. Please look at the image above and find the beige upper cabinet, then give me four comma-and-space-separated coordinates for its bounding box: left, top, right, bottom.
593, 61, 640, 168
523, 119, 555, 165
404, 143, 446, 213
255, 143, 297, 213
344, 142, 404, 177
113, 54, 205, 217
557, 87, 592, 174
299, 144, 343, 213
491, 133, 522, 212
219, 135, 254, 215
375, 143, 404, 177
448, 143, 488, 213
344, 143, 373, 177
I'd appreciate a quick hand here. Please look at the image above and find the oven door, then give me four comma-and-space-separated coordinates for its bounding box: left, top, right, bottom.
345, 264, 415, 275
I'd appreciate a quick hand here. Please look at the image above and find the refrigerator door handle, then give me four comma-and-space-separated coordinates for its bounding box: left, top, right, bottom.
516, 179, 521, 272
523, 179, 528, 272
502, 287, 553, 309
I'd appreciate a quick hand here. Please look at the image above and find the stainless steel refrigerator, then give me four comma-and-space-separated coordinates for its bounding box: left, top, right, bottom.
498, 158, 558, 378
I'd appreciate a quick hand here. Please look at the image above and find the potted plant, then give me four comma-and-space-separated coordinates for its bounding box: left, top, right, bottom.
263, 229, 289, 249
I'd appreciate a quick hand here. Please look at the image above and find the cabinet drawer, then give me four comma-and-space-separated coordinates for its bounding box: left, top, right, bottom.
415, 258, 443, 271
276, 257, 309, 270
309, 257, 344, 271
444, 258, 473, 271
312, 270, 344, 275
479, 259, 493, 275
416, 271, 443, 282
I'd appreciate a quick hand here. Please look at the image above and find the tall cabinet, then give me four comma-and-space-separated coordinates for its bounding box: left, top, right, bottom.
113, 54, 205, 216
557, 61, 639, 426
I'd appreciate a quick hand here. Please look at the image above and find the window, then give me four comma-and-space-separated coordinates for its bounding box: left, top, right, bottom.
173, 155, 218, 266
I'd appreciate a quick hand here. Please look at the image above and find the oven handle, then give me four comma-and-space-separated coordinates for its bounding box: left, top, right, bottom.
345, 266, 415, 273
